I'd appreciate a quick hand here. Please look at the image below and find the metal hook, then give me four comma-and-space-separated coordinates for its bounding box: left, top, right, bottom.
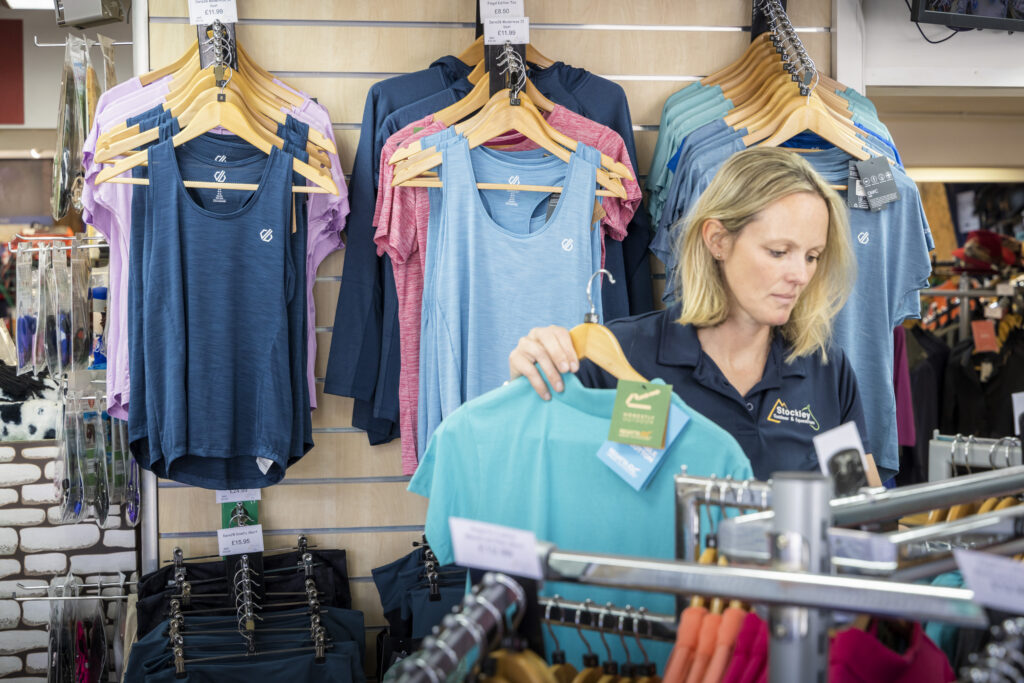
617, 607, 634, 671
965, 435, 977, 475
739, 479, 752, 510
950, 434, 964, 475
718, 476, 732, 524
705, 474, 719, 536
575, 600, 595, 655
544, 597, 562, 653
597, 603, 615, 663
585, 269, 615, 323
632, 607, 651, 667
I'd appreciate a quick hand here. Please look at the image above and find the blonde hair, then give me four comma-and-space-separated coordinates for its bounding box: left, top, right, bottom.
675, 147, 855, 362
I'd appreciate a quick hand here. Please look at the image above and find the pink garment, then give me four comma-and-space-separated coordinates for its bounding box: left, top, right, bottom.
893, 327, 916, 448
373, 106, 641, 473
81, 77, 347, 416
721, 613, 767, 683
830, 622, 955, 683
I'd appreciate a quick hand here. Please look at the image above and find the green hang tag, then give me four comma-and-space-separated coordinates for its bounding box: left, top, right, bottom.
221, 500, 259, 528
608, 379, 673, 449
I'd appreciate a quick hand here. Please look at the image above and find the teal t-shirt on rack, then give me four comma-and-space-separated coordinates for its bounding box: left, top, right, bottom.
409, 372, 753, 669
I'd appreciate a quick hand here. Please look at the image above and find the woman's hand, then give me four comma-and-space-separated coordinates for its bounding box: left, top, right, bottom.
508, 325, 580, 400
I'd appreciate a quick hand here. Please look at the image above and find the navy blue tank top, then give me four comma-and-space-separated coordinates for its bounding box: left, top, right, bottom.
139, 136, 297, 488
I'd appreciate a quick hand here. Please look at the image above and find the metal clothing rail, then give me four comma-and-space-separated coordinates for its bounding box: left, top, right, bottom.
928, 432, 1023, 482
722, 464, 1024, 533
537, 597, 678, 643
394, 573, 526, 682
675, 471, 772, 563
537, 546, 987, 627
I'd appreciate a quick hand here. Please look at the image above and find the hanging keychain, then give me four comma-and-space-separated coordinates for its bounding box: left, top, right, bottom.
15, 247, 38, 375
69, 240, 92, 371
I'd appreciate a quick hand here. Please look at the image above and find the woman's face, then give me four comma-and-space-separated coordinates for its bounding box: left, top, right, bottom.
712, 191, 829, 329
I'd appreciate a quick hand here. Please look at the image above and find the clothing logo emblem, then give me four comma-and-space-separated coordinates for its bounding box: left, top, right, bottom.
508, 175, 520, 185
215, 154, 228, 162
625, 389, 660, 411
857, 231, 870, 245
561, 238, 574, 252
213, 169, 227, 183
766, 399, 820, 431
259, 229, 273, 243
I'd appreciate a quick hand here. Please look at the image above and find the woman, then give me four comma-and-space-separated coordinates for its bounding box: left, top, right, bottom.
508, 147, 869, 480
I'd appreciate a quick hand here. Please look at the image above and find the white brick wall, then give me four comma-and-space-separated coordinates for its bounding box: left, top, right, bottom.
20, 525, 101, 553
0, 509, 45, 527
19, 446, 57, 460
0, 630, 48, 654
0, 465, 41, 487
23, 552, 67, 576
0, 528, 18, 555
0, 656, 23, 677
0, 440, 139, 679
20, 484, 59, 505
0, 600, 20, 629
0, 559, 20, 580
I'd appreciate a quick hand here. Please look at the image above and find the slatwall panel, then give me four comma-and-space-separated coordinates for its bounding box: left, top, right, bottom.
147, 1, 833, 676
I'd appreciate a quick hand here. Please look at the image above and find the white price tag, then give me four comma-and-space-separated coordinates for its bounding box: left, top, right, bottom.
812, 421, 868, 476
1012, 392, 1024, 436
480, 0, 524, 18
217, 524, 264, 557
955, 549, 1024, 615
215, 489, 261, 504
449, 517, 543, 579
997, 283, 1015, 297
187, 0, 238, 25
483, 17, 530, 45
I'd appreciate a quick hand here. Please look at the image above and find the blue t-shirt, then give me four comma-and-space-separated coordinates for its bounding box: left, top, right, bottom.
417, 137, 604, 455
408, 372, 752, 668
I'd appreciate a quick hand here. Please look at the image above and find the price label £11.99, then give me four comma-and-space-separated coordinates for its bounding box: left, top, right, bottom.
187, 0, 238, 25
483, 17, 530, 45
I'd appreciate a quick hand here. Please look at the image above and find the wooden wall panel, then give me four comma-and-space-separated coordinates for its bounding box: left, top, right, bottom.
148, 2, 832, 676
158, 482, 427, 533
149, 1, 831, 27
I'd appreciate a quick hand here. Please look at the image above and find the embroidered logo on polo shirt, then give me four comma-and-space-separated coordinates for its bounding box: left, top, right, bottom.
259, 229, 273, 243
766, 399, 820, 430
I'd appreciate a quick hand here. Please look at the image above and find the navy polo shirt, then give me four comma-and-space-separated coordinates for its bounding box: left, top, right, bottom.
577, 307, 869, 481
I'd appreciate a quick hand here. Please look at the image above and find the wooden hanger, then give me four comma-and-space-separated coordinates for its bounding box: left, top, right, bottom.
457, 35, 555, 69
703, 33, 775, 88
392, 90, 628, 199
139, 39, 198, 86
743, 93, 871, 160
569, 323, 646, 382
98, 71, 334, 165
95, 91, 337, 195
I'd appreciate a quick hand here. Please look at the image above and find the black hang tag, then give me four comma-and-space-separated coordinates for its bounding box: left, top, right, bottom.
847, 161, 870, 211
853, 156, 901, 212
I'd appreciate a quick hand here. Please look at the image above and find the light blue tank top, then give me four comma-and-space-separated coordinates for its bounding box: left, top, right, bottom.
418, 135, 603, 453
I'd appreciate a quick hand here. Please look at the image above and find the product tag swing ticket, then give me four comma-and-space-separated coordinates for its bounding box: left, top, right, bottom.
598, 402, 689, 492
608, 379, 673, 448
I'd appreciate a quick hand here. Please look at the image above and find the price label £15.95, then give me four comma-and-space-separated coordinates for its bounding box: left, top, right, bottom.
217, 524, 265, 557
